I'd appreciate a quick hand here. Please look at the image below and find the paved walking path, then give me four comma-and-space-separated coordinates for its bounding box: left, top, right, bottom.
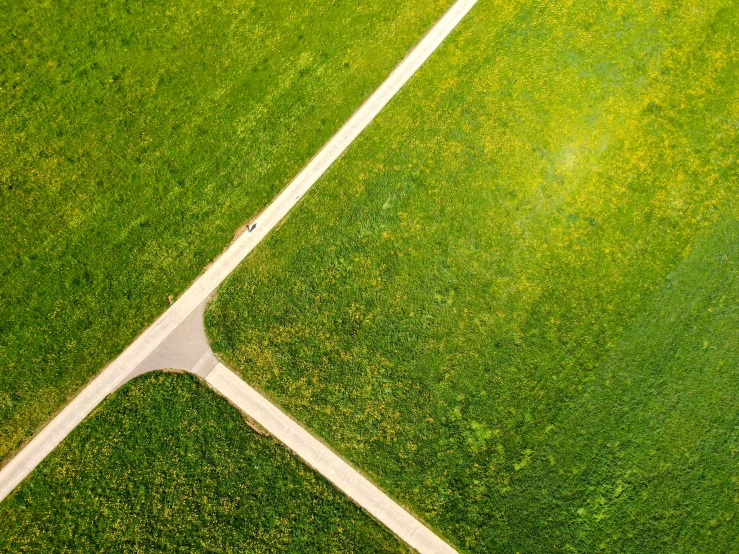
0, 1, 477, 551
206, 364, 456, 554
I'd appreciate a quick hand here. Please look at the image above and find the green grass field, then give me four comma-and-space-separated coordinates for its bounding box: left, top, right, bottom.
207, 0, 739, 551
0, 372, 409, 552
0, 0, 451, 462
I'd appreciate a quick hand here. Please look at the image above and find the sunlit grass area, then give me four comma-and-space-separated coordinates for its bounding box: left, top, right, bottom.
0, 0, 451, 462
206, 0, 739, 551
0, 372, 410, 553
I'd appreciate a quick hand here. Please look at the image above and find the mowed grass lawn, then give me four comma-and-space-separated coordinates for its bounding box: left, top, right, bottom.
207, 0, 739, 551
0, 372, 410, 553
0, 0, 451, 462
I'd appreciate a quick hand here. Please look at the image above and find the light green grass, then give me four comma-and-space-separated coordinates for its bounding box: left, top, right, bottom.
0, 372, 409, 553
206, 0, 739, 551
0, 0, 451, 462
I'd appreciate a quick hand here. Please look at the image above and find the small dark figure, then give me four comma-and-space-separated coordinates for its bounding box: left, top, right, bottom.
248, 223, 257, 233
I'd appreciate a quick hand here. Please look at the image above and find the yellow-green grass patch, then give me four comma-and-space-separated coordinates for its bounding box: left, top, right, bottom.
207, 0, 739, 551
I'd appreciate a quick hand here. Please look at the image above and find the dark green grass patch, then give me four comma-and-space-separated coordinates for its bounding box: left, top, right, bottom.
207, 0, 739, 551
0, 372, 410, 553
0, 0, 451, 461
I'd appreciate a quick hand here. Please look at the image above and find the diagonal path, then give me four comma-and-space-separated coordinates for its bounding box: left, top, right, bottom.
0, 0, 477, 550
206, 364, 457, 554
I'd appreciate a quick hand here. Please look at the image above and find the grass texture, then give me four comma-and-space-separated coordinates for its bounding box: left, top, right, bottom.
206, 0, 739, 551
0, 0, 451, 462
0, 372, 410, 553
